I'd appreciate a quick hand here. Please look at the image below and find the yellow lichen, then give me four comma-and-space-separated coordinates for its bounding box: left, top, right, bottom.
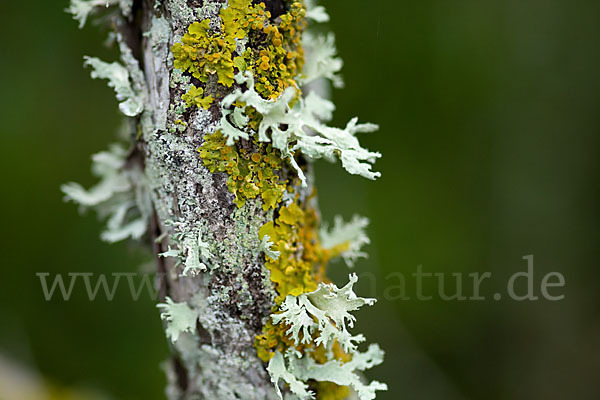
259, 199, 350, 302
220, 0, 269, 40
181, 84, 214, 109
180, 3, 354, 398
198, 130, 287, 211
243, 1, 306, 99
312, 382, 351, 400
254, 317, 352, 400
172, 19, 238, 87
254, 319, 295, 362
171, 0, 307, 109
253, 195, 356, 400
258, 201, 327, 303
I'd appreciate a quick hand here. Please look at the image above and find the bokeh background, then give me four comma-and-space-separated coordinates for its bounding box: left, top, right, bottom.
1, 0, 599, 399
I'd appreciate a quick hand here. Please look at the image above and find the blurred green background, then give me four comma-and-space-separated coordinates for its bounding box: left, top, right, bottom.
1, 0, 599, 399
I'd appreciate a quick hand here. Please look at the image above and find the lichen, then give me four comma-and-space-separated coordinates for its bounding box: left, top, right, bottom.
157, 297, 198, 343
198, 130, 288, 210
259, 234, 281, 261
262, 275, 386, 400
182, 84, 214, 109
319, 215, 370, 267
67, 0, 385, 398
172, 18, 238, 87
273, 274, 374, 353
84, 56, 144, 117
253, 195, 362, 376
171, 0, 306, 107
257, 200, 330, 304
305, 0, 329, 23
216, 71, 381, 186
239, 1, 306, 100
61, 144, 151, 243
301, 32, 343, 88
270, 343, 387, 400
181, 3, 384, 393
164, 0, 196, 27
67, 0, 133, 29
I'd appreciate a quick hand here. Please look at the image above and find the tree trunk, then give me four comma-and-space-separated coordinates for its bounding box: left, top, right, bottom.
134, 1, 295, 398
127, 1, 308, 398
65, 1, 384, 399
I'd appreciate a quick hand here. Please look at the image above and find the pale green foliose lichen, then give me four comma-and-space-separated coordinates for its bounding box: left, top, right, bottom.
301, 32, 344, 88
159, 221, 214, 276
61, 144, 151, 243
157, 297, 198, 343
84, 56, 144, 117
260, 235, 281, 261
271, 344, 387, 400
267, 275, 387, 400
320, 215, 370, 267
218, 72, 380, 186
272, 274, 374, 352
267, 351, 312, 400
67, 0, 133, 29
305, 0, 330, 23
181, 231, 213, 276
63, 16, 152, 244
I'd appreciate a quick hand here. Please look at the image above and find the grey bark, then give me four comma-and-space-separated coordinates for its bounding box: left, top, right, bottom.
116, 1, 310, 398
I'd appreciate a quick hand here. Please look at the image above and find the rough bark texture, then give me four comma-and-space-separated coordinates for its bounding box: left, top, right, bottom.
126, 1, 307, 398
64, 1, 385, 398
